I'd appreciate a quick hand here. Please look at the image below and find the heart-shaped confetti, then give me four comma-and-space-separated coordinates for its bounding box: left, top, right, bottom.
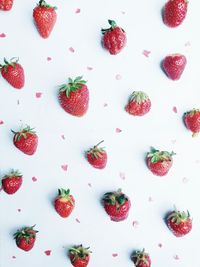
44, 250, 51, 256
32, 177, 37, 182
61, 165, 68, 171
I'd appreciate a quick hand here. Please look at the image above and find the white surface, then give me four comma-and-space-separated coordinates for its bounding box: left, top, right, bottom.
0, 0, 200, 266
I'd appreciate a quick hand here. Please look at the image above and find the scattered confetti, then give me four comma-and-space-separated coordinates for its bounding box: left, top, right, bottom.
75, 218, 81, 223
132, 220, 139, 228
119, 172, 126, 180
44, 250, 51, 256
171, 139, 177, 144
88, 183, 92, 187
182, 177, 189, 184
0, 33, 6, 38
69, 47, 75, 53
0, 120, 4, 125
61, 134, 65, 140
158, 243, 163, 248
112, 253, 118, 257
61, 164, 68, 171
172, 106, 177, 113
103, 103, 108, 107
87, 66, 93, 71
148, 196, 153, 202
32, 177, 37, 182
116, 128, 122, 133
75, 8, 81, 14
143, 50, 151, 57
121, 11, 126, 14
17, 209, 21, 212
185, 41, 191, 47
12, 256, 16, 259
115, 74, 122, 80
47, 57, 52, 61
17, 100, 20, 105
35, 92, 42, 98
173, 255, 180, 260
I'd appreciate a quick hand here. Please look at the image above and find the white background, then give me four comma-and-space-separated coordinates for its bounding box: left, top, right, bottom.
0, 0, 200, 266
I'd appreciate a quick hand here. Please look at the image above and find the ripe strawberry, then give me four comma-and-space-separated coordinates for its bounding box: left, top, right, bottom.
86, 140, 107, 169
58, 76, 89, 117
0, 58, 25, 89
33, 0, 57, 38
132, 249, 151, 267
102, 189, 131, 222
0, 0, 13, 10
125, 91, 151, 116
69, 245, 91, 267
12, 125, 38, 155
167, 207, 192, 237
184, 109, 200, 137
2, 170, 22, 194
162, 54, 187, 80
54, 188, 75, 218
146, 147, 175, 176
102, 20, 127, 55
163, 0, 188, 28
14, 225, 38, 251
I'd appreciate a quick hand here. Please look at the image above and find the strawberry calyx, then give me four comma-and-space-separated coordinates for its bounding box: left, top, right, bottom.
0, 57, 19, 71
147, 147, 175, 163
103, 189, 128, 209
14, 225, 38, 241
11, 125, 36, 142
168, 206, 191, 225
69, 245, 91, 263
59, 76, 87, 98
57, 188, 74, 205
132, 249, 149, 266
129, 91, 149, 104
87, 140, 106, 159
38, 0, 57, 9
102, 19, 124, 34
3, 169, 22, 179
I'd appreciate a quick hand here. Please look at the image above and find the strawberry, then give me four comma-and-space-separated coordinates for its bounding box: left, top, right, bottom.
125, 91, 151, 116
184, 109, 200, 137
167, 207, 192, 237
101, 20, 127, 55
163, 0, 188, 28
14, 225, 38, 251
69, 245, 91, 267
0, 0, 13, 10
12, 125, 38, 155
33, 0, 57, 38
146, 147, 175, 176
54, 188, 75, 218
2, 170, 22, 194
162, 54, 187, 80
58, 76, 89, 117
0, 58, 25, 89
86, 140, 107, 169
102, 189, 131, 222
132, 249, 151, 267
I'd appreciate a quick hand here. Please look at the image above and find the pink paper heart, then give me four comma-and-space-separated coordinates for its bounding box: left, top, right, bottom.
44, 250, 51, 256
61, 165, 68, 171
32, 177, 37, 182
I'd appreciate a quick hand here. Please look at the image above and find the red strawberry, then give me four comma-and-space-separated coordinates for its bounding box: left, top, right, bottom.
167, 207, 192, 237
162, 54, 187, 80
12, 125, 38, 155
33, 0, 57, 38
102, 20, 127, 55
103, 189, 131, 222
125, 91, 151, 116
0, 58, 25, 89
58, 76, 89, 117
0, 0, 13, 10
54, 188, 75, 218
14, 225, 38, 251
132, 249, 151, 267
2, 170, 22, 194
69, 245, 91, 267
163, 0, 188, 28
86, 140, 107, 169
184, 109, 200, 137
146, 147, 175, 176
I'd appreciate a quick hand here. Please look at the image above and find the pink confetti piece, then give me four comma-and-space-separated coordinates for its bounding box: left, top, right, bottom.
158, 243, 163, 248
173, 255, 180, 260
185, 41, 191, 47
61, 164, 68, 171
119, 172, 126, 180
12, 256, 16, 259
47, 57, 52, 61
148, 196, 153, 202
132, 220, 139, 228
115, 74, 122, 80
112, 253, 118, 257
172, 106, 177, 113
75, 218, 81, 223
0, 120, 4, 125
87, 66, 93, 71
35, 92, 42, 98
17, 209, 21, 212
143, 50, 151, 57
182, 177, 189, 184
0, 33, 6, 38
61, 134, 65, 140
75, 8, 81, 14
32, 177, 37, 182
44, 250, 51, 256
69, 47, 75, 53
88, 183, 92, 187
115, 128, 122, 133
